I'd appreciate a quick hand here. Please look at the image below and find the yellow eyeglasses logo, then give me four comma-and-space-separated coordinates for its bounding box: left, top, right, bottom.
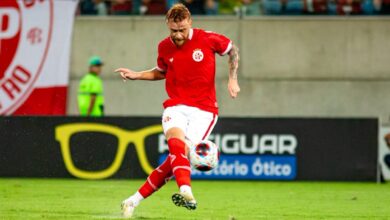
55, 123, 163, 180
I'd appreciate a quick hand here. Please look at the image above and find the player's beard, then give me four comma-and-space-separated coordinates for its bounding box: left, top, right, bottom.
173, 38, 186, 47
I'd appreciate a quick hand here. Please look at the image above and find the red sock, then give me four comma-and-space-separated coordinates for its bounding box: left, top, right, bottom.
138, 156, 173, 198
168, 138, 191, 187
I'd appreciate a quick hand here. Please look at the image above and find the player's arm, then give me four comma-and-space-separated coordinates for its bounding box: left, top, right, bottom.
227, 43, 240, 99
115, 67, 165, 81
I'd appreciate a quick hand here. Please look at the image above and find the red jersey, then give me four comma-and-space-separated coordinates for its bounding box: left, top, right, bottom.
156, 28, 232, 114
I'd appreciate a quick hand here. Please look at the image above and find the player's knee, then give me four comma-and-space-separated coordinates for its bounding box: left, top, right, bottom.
165, 127, 185, 140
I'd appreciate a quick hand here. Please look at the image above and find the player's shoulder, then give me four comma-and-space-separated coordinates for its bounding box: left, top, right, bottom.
158, 37, 172, 51
194, 28, 229, 44
193, 28, 209, 39
195, 28, 223, 38
158, 36, 171, 46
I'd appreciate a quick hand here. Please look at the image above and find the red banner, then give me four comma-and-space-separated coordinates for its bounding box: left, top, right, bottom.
0, 0, 78, 115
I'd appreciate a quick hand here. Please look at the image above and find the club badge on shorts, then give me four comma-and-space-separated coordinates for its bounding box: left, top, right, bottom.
192, 49, 204, 62
0, 0, 53, 114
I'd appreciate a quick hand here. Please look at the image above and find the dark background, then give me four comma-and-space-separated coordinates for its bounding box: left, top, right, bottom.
0, 117, 378, 181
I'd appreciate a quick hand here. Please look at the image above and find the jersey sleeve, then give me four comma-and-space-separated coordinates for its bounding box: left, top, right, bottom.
207, 31, 233, 56
156, 43, 167, 72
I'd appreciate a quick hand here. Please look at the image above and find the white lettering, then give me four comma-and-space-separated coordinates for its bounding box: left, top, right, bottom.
195, 159, 249, 176
211, 133, 297, 155
259, 135, 278, 154
211, 134, 221, 150
161, 133, 298, 155
158, 134, 168, 153
252, 158, 263, 176
278, 135, 297, 154
193, 158, 293, 177
282, 165, 292, 176
221, 134, 239, 154
251, 158, 292, 177
240, 134, 258, 154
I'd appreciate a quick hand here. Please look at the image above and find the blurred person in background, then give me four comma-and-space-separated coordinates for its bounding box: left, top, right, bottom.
181, 0, 206, 14
336, 0, 362, 14
167, 0, 180, 10
205, 0, 219, 15
79, 0, 108, 15
262, 0, 283, 14
262, 0, 304, 14
111, 0, 133, 15
116, 3, 240, 218
79, 0, 97, 14
375, 0, 390, 13
141, 0, 167, 14
281, 0, 305, 14
78, 56, 105, 117
303, 0, 328, 14
241, 0, 262, 15
218, 0, 241, 14
359, 0, 373, 13
327, 0, 338, 14
95, 0, 109, 15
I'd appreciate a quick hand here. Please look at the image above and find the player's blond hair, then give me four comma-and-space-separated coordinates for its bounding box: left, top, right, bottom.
166, 3, 191, 22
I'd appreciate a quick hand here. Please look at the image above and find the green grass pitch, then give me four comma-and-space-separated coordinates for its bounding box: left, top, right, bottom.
1, 178, 390, 219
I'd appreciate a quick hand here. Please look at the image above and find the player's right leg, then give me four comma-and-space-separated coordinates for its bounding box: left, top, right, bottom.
162, 106, 197, 210
166, 130, 197, 210
121, 156, 173, 218
171, 190, 197, 210
172, 107, 218, 210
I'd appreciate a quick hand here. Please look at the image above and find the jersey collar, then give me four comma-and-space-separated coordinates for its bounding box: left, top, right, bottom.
189, 28, 193, 40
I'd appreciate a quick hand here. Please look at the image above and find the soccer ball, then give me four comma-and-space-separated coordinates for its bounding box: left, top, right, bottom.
189, 140, 220, 171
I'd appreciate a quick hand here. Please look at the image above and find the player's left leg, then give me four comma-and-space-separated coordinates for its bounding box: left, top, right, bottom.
121, 156, 173, 218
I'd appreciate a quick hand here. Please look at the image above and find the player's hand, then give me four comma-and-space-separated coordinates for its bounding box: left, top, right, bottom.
228, 78, 240, 99
115, 68, 139, 81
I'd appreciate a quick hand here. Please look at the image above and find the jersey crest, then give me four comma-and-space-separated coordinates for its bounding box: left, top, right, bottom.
192, 49, 204, 62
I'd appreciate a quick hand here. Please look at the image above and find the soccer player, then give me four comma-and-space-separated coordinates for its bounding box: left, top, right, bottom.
115, 3, 240, 218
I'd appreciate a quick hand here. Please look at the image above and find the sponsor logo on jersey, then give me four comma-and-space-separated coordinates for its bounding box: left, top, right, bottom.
163, 116, 171, 123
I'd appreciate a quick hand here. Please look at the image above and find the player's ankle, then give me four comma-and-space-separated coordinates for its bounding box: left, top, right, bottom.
127, 191, 144, 207
179, 185, 193, 196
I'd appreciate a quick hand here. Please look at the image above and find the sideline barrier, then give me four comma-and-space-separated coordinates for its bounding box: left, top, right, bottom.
0, 117, 378, 181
